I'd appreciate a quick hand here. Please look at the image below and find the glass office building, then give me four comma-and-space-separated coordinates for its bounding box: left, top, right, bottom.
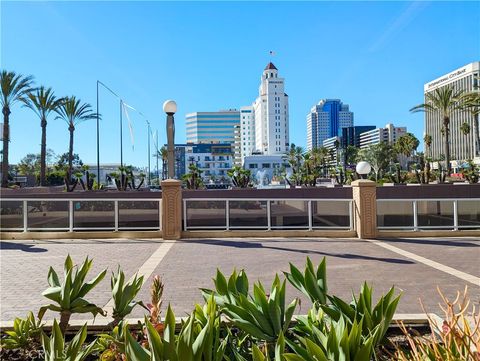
186, 110, 240, 144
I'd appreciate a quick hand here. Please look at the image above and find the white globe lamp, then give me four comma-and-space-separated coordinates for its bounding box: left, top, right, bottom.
356, 161, 371, 179
163, 100, 177, 114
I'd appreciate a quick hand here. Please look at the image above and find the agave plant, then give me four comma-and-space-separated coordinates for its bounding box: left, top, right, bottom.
285, 315, 379, 361
321, 282, 401, 346
96, 320, 127, 361
201, 268, 249, 306
110, 267, 146, 327
125, 298, 228, 361
283, 256, 327, 305
250, 332, 285, 361
41, 319, 97, 361
0, 311, 41, 350
38, 254, 107, 334
207, 271, 298, 342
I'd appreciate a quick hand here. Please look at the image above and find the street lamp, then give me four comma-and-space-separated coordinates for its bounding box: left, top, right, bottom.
163, 100, 177, 179
356, 161, 371, 179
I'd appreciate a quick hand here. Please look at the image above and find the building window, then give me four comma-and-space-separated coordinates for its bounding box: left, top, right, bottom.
262, 163, 271, 168
249, 163, 258, 169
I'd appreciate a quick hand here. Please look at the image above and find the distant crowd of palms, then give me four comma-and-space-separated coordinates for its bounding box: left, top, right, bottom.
410, 84, 480, 175
283, 83, 479, 185
1, 70, 479, 189
1, 70, 98, 188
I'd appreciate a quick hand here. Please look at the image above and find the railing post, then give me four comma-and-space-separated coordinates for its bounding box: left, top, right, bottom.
267, 200, 271, 230
351, 180, 377, 239
226, 200, 230, 231
23, 200, 28, 232
159, 200, 162, 231
308, 200, 312, 231
161, 179, 182, 240
413, 200, 418, 231
183, 200, 187, 231
453, 200, 458, 231
69, 201, 74, 232
114, 200, 119, 231
349, 200, 354, 230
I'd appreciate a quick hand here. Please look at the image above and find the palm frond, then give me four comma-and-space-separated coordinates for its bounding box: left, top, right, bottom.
55, 96, 99, 127
0, 70, 35, 108
22, 86, 64, 120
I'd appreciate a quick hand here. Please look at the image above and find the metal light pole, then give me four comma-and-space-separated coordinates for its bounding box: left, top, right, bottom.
163, 100, 177, 179
120, 99, 124, 168
96, 80, 121, 183
147, 122, 151, 185
96, 81, 100, 181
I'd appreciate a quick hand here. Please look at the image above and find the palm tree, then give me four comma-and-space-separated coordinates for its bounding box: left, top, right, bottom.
343, 145, 358, 170
394, 132, 419, 161
0, 71, 34, 187
182, 163, 203, 189
22, 87, 64, 186
283, 144, 304, 174
358, 142, 394, 181
423, 134, 433, 157
55, 96, 97, 179
158, 146, 168, 180
410, 86, 464, 175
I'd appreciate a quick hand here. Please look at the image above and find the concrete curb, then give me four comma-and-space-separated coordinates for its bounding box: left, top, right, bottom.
0, 313, 440, 333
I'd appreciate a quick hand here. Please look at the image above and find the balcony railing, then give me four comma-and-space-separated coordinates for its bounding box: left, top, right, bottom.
183, 198, 353, 231
1, 198, 162, 232
377, 198, 480, 231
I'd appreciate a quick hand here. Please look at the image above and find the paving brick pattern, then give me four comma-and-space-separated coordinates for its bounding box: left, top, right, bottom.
1, 236, 479, 323
0, 239, 160, 322
381, 237, 480, 277
137, 237, 480, 318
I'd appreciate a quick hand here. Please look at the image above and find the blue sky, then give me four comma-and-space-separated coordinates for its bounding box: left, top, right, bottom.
2, 1, 479, 167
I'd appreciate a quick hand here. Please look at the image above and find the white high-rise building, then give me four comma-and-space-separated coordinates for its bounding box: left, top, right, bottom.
359, 123, 407, 148
424, 62, 480, 163
239, 106, 255, 163
252, 62, 289, 155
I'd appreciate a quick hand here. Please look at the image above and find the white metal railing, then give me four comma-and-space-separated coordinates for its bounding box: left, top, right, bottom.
183, 198, 353, 231
0, 198, 162, 232
377, 198, 480, 231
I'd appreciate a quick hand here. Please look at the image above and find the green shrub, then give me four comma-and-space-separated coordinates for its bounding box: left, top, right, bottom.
38, 254, 107, 334
204, 270, 298, 343
284, 256, 327, 305
110, 267, 146, 327
285, 315, 378, 361
0, 311, 41, 350
321, 282, 401, 346
41, 320, 97, 361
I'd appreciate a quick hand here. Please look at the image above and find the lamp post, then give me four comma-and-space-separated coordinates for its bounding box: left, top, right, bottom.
163, 100, 177, 179
356, 161, 372, 180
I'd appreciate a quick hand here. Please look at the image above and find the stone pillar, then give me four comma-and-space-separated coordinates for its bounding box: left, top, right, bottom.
351, 179, 377, 239
161, 179, 182, 240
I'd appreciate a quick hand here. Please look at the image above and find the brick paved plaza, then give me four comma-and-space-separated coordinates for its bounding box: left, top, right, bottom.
1, 237, 479, 324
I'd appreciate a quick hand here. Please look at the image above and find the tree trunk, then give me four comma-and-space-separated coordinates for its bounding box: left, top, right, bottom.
474, 114, 480, 157
1, 106, 11, 188
59, 310, 71, 334
40, 117, 47, 186
443, 116, 451, 175
68, 124, 74, 180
